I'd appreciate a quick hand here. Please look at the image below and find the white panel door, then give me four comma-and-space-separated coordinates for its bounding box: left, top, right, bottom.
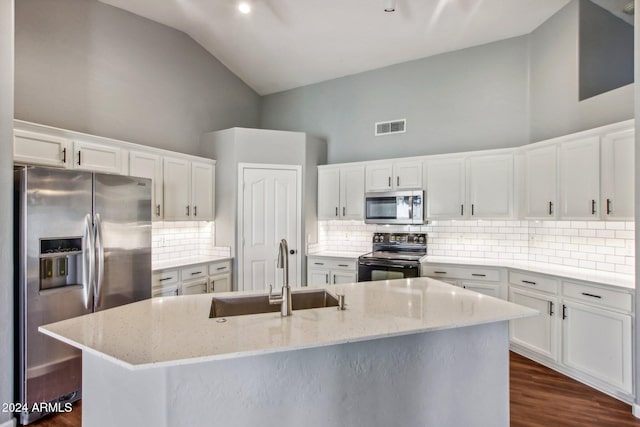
191, 162, 215, 220
393, 160, 423, 190
524, 145, 557, 219
163, 157, 191, 220
601, 129, 634, 220
130, 150, 163, 220
74, 140, 124, 174
509, 287, 558, 362
340, 165, 365, 219
468, 154, 513, 218
318, 167, 340, 220
425, 157, 466, 219
242, 168, 298, 291
14, 130, 71, 168
365, 163, 393, 192
561, 301, 632, 394
559, 137, 600, 219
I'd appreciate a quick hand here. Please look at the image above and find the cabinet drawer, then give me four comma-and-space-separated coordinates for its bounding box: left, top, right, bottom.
509, 271, 558, 294
209, 260, 231, 275
180, 264, 207, 281
563, 281, 632, 313
422, 265, 500, 282
152, 269, 179, 287
308, 257, 357, 271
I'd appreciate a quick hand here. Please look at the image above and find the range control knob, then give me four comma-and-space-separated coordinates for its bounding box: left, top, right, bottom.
419, 236, 425, 243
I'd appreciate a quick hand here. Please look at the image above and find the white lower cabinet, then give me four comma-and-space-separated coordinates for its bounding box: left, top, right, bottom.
181, 278, 208, 295
509, 286, 559, 362
422, 264, 506, 300
460, 281, 501, 298
153, 259, 233, 296
209, 260, 232, 293
307, 256, 357, 286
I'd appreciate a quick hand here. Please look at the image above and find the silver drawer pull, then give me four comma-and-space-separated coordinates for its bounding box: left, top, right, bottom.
433, 271, 447, 274
581, 292, 602, 299
216, 266, 226, 271
338, 264, 349, 267
191, 271, 202, 275
314, 262, 325, 265
159, 277, 173, 282
522, 280, 536, 285
471, 273, 486, 277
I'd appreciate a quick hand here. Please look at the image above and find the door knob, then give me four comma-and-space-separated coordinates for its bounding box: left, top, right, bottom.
289, 249, 296, 255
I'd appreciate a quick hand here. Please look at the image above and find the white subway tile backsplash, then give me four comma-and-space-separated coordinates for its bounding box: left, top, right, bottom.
316, 219, 634, 275
151, 221, 231, 262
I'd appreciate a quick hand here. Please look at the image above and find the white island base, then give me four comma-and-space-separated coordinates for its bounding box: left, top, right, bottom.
83, 321, 509, 427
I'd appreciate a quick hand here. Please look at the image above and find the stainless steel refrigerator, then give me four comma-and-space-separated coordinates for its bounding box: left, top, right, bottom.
14, 166, 152, 425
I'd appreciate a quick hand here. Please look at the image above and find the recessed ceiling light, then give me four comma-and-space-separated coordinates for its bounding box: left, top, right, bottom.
238, 2, 251, 14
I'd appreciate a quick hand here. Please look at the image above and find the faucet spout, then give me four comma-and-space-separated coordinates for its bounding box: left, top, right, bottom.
270, 238, 292, 316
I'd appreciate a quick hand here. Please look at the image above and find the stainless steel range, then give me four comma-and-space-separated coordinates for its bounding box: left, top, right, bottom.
358, 233, 427, 282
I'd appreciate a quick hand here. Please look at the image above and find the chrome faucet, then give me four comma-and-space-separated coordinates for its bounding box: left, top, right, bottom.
269, 239, 292, 316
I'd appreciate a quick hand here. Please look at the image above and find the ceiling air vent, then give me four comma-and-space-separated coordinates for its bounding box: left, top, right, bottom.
375, 119, 406, 136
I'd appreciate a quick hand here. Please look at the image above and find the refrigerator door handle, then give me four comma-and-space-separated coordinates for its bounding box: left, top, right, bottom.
94, 213, 105, 310
82, 214, 95, 310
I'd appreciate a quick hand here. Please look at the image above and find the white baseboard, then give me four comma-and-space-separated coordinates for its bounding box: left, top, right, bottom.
0, 417, 16, 427
632, 403, 640, 419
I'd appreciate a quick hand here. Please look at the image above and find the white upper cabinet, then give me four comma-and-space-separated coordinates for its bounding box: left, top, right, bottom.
468, 154, 514, 218
130, 150, 163, 220
191, 162, 215, 220
318, 165, 364, 220
365, 160, 423, 192
523, 145, 557, 219
601, 129, 634, 220
14, 129, 71, 168
425, 157, 466, 219
74, 140, 126, 174
559, 137, 600, 219
163, 157, 191, 220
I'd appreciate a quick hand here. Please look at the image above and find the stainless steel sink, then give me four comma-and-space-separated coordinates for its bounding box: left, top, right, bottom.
209, 289, 339, 318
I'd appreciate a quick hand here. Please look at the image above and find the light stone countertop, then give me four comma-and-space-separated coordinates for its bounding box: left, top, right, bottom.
152, 256, 232, 272
422, 256, 635, 289
307, 250, 367, 259
39, 278, 535, 370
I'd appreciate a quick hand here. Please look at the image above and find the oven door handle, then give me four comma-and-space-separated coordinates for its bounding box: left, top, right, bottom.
359, 261, 419, 269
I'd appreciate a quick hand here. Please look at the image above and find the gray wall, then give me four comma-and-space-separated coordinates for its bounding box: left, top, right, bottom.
529, 0, 634, 143
261, 36, 530, 164
15, 0, 261, 156
0, 1, 12, 424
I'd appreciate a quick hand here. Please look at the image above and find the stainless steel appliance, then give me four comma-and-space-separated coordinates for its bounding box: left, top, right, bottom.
358, 233, 427, 281
364, 191, 424, 225
14, 166, 152, 424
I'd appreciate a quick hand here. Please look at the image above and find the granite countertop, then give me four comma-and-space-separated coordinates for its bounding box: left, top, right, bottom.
39, 278, 535, 370
422, 256, 635, 289
152, 256, 233, 272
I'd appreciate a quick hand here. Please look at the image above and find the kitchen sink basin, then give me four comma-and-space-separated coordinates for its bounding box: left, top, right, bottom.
209, 289, 339, 318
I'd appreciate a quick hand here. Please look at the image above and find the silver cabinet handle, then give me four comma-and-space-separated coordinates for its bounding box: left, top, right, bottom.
62, 148, 67, 163
433, 271, 447, 274
548, 301, 554, 316
156, 204, 161, 217
335, 207, 338, 217
388, 176, 391, 187
522, 280, 536, 285
191, 271, 202, 275
325, 274, 329, 284
159, 277, 173, 282
77, 150, 82, 166
343, 207, 346, 216
562, 304, 567, 319
460, 204, 464, 216
397, 176, 400, 186
186, 205, 190, 216
581, 292, 602, 299
548, 201, 553, 215
194, 206, 197, 217
471, 204, 475, 216
606, 199, 612, 215
471, 273, 486, 277
216, 266, 226, 271
591, 199, 596, 215
175, 288, 179, 296
314, 262, 324, 265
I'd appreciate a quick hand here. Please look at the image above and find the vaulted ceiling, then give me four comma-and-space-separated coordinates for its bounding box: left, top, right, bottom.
99, 0, 573, 95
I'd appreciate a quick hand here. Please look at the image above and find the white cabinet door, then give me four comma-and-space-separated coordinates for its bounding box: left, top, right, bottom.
181, 279, 208, 295
601, 129, 634, 220
509, 287, 558, 362
393, 160, 423, 190
340, 165, 365, 219
307, 268, 330, 286
524, 145, 557, 219
318, 167, 340, 220
365, 163, 393, 192
332, 271, 357, 285
425, 157, 466, 219
74, 140, 124, 174
130, 150, 163, 220
14, 130, 71, 168
152, 285, 179, 297
468, 154, 513, 218
559, 137, 600, 219
191, 161, 215, 220
163, 157, 191, 220
209, 274, 231, 293
561, 300, 632, 394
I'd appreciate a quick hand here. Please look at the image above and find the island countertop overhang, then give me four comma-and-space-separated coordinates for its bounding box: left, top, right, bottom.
39, 278, 536, 370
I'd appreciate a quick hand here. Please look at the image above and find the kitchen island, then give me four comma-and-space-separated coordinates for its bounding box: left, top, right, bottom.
40, 278, 535, 427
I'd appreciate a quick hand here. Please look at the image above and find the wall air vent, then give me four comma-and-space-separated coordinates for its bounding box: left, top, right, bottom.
375, 119, 406, 136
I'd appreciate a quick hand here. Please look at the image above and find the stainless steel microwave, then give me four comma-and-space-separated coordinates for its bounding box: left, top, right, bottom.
364, 191, 424, 225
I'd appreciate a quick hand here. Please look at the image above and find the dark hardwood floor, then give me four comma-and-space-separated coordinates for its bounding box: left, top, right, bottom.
26, 352, 640, 426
